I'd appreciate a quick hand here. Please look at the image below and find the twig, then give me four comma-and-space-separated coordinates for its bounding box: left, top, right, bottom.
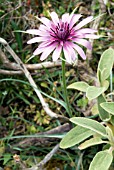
0, 69, 22, 75
0, 37, 68, 120
25, 144, 59, 170
0, 48, 70, 74
14, 123, 71, 148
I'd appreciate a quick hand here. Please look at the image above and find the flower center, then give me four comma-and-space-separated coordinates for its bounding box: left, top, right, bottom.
51, 22, 70, 41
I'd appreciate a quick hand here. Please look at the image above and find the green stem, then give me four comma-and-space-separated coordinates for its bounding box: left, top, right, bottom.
62, 57, 72, 117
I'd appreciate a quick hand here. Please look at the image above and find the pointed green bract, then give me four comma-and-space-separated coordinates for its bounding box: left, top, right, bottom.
60, 126, 93, 149
89, 150, 113, 170
100, 102, 114, 115
78, 137, 106, 150
97, 48, 114, 83
70, 117, 107, 137
67, 81, 89, 92
86, 86, 106, 100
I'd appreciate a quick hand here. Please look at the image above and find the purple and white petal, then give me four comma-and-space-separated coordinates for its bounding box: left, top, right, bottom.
33, 47, 44, 55
63, 45, 72, 64
76, 28, 97, 34
40, 17, 51, 27
40, 43, 57, 61
52, 45, 62, 61
26, 29, 50, 36
84, 34, 100, 39
73, 43, 86, 60
26, 29, 41, 35
74, 16, 93, 30
62, 13, 70, 23
50, 12, 59, 25
69, 14, 82, 29
27, 37, 49, 44
73, 38, 92, 50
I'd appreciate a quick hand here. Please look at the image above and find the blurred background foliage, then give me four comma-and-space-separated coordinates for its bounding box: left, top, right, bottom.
0, 0, 114, 169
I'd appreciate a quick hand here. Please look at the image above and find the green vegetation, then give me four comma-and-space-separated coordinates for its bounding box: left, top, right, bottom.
0, 0, 114, 169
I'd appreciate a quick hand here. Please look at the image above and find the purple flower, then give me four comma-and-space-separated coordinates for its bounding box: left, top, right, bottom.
26, 12, 99, 64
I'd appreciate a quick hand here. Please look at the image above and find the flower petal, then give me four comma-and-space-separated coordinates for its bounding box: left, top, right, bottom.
40, 17, 51, 27
27, 37, 47, 44
74, 16, 93, 30
50, 12, 59, 25
84, 34, 100, 39
65, 42, 77, 62
62, 13, 70, 22
26, 29, 50, 37
73, 43, 86, 60
69, 14, 82, 28
52, 45, 62, 61
26, 29, 41, 35
76, 28, 97, 34
63, 45, 71, 64
33, 47, 44, 55
73, 38, 92, 50
40, 43, 57, 61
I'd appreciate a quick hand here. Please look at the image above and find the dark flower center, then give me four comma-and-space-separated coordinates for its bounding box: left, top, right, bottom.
50, 22, 70, 41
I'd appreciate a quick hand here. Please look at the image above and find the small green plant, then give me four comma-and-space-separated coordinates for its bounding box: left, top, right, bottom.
60, 48, 114, 170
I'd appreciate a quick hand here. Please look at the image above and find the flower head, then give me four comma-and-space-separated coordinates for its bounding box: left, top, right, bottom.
26, 11, 99, 64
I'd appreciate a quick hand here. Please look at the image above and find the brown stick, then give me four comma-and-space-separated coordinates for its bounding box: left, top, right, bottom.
14, 123, 71, 148
25, 144, 60, 170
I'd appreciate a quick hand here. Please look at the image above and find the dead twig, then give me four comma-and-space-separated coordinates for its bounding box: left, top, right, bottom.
25, 144, 60, 170
14, 123, 71, 148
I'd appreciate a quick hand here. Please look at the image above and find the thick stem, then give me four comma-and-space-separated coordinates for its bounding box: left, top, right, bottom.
62, 58, 72, 117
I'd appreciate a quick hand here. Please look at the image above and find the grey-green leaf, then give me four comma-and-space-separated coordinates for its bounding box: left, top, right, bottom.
78, 137, 107, 150
67, 81, 89, 92
86, 86, 106, 100
70, 117, 107, 137
100, 102, 114, 115
60, 126, 93, 149
97, 48, 114, 83
97, 95, 111, 121
89, 150, 113, 170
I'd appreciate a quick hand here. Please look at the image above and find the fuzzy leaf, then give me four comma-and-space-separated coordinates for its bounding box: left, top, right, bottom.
89, 150, 113, 170
100, 102, 114, 115
67, 81, 89, 92
70, 117, 107, 137
86, 86, 106, 100
78, 137, 106, 150
97, 95, 111, 121
60, 126, 93, 149
97, 48, 114, 83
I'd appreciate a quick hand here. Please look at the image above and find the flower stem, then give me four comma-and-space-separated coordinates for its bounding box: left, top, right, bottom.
62, 57, 72, 117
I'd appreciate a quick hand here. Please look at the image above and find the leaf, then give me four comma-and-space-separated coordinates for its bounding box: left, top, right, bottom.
97, 48, 114, 83
102, 80, 109, 90
3, 153, 12, 165
100, 102, 114, 115
86, 86, 106, 100
67, 81, 89, 92
70, 117, 107, 137
89, 150, 113, 170
106, 126, 114, 143
60, 126, 93, 149
110, 115, 114, 126
97, 95, 111, 121
78, 137, 106, 150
